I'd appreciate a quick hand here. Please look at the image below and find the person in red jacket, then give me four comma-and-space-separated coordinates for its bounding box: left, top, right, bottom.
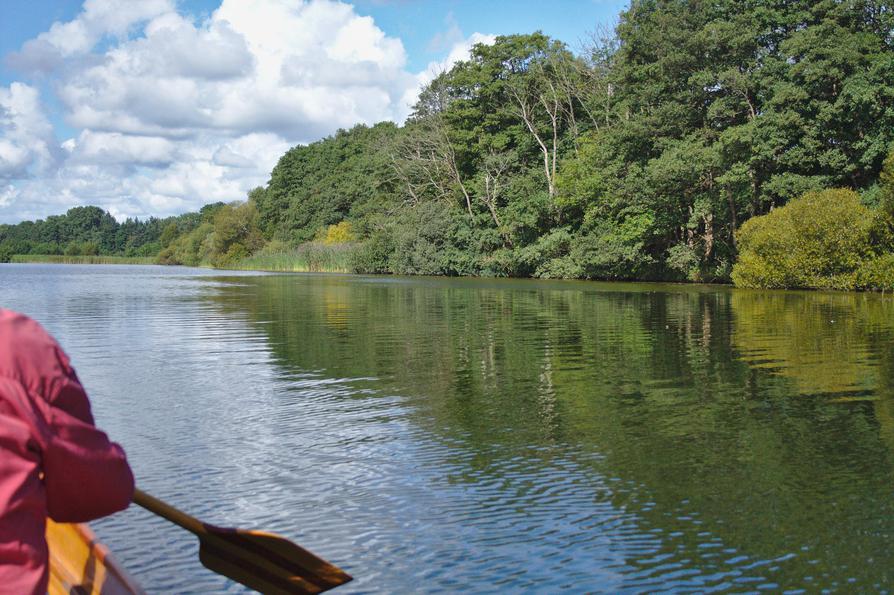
0, 309, 134, 594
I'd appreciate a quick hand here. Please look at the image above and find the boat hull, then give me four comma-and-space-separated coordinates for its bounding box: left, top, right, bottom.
46, 519, 144, 595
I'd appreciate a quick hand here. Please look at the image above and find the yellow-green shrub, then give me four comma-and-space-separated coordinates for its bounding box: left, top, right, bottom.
731, 188, 876, 289
156, 222, 214, 266
855, 254, 894, 291
319, 221, 355, 245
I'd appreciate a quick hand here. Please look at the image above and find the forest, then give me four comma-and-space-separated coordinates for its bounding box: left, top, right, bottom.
0, 203, 225, 263
3, 0, 894, 290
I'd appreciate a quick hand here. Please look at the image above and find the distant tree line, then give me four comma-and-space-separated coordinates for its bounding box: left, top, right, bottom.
5, 1, 894, 289
0, 204, 225, 263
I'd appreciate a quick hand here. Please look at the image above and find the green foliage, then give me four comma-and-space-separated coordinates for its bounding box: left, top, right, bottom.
0, 237, 38, 256
130, 241, 161, 257
510, 228, 578, 279
854, 254, 894, 291
160, 222, 179, 247
882, 151, 894, 212
210, 201, 264, 267
572, 211, 656, 281
30, 242, 60, 255
63, 240, 99, 256
256, 122, 399, 243
0, 204, 204, 258
349, 224, 394, 274
873, 150, 894, 250
147, 10, 894, 286
157, 223, 214, 266
156, 199, 263, 267
555, 0, 894, 281
731, 189, 881, 289
389, 202, 476, 276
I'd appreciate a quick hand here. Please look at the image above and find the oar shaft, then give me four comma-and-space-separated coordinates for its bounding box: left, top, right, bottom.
131, 487, 352, 593
133, 488, 206, 535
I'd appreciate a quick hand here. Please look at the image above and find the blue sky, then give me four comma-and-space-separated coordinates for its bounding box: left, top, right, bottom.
0, 0, 628, 79
351, 0, 627, 71
0, 0, 628, 223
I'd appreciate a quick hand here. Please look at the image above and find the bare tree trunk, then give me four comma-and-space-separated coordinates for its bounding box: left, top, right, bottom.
429, 114, 473, 218
442, 135, 473, 218
540, 91, 560, 198
391, 115, 474, 219
389, 155, 421, 205
506, 64, 566, 200
481, 151, 514, 247
510, 86, 557, 198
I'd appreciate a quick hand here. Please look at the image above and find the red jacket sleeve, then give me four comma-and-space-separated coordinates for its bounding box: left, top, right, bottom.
41, 396, 134, 523
0, 375, 134, 523
0, 310, 134, 523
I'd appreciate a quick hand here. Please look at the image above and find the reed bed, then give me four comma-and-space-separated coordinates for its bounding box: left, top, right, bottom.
10, 254, 156, 265
233, 242, 355, 273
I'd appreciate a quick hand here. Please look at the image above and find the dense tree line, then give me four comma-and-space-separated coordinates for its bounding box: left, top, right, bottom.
247, 0, 894, 284
5, 1, 894, 288
0, 204, 224, 263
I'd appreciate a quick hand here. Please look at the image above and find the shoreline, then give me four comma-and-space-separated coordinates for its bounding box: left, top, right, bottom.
10, 255, 155, 265
9, 256, 894, 296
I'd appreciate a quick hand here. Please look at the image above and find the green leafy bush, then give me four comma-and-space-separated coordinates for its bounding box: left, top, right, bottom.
30, 242, 61, 255
731, 189, 879, 289
350, 230, 394, 274
509, 228, 578, 278
388, 202, 475, 276
128, 241, 161, 257
210, 201, 264, 267
855, 254, 894, 291
570, 215, 656, 280
157, 223, 213, 266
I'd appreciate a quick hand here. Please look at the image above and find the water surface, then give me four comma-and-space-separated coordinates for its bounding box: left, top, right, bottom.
2, 263, 894, 592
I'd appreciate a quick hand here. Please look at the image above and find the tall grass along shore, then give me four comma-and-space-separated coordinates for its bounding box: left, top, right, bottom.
230, 242, 354, 273
10, 254, 155, 265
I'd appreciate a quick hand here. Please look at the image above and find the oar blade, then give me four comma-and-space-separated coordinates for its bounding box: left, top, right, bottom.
197, 526, 352, 594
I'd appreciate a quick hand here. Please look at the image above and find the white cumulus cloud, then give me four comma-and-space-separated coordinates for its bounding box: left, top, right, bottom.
67, 131, 178, 167
0, 83, 57, 180
54, 0, 416, 141
0, 0, 494, 224
0, 185, 15, 208
10, 0, 174, 71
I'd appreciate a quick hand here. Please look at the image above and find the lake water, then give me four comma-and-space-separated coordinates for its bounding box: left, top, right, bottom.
3, 263, 894, 593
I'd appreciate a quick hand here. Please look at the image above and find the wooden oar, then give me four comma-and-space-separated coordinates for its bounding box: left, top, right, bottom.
133, 488, 352, 594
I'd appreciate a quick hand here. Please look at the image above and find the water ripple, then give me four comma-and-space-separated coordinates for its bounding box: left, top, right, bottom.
2, 266, 894, 592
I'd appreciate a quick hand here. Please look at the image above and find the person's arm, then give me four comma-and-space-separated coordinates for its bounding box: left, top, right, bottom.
0, 311, 134, 523
0, 375, 134, 523
44, 361, 135, 522
41, 400, 134, 523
